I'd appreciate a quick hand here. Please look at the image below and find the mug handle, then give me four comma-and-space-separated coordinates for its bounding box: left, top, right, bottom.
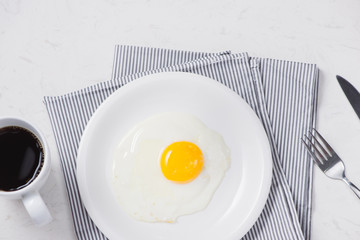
22, 191, 53, 226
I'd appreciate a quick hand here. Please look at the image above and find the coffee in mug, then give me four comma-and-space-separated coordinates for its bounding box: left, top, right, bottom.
0, 126, 44, 191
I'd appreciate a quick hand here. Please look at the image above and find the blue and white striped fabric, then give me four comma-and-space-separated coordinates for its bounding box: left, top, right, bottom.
43, 45, 318, 240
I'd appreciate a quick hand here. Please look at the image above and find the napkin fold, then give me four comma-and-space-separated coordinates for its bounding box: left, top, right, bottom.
44, 45, 318, 240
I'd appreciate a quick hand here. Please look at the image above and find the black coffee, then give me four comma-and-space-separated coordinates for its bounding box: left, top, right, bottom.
0, 126, 44, 191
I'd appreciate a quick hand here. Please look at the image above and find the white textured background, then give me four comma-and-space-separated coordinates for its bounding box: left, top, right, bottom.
0, 0, 360, 239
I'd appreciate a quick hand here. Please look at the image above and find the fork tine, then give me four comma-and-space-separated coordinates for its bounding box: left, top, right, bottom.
308, 130, 331, 158
301, 137, 324, 166
312, 128, 335, 154
303, 135, 326, 162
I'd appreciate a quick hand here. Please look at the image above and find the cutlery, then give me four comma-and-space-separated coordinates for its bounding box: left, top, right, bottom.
337, 75, 360, 119
302, 129, 360, 199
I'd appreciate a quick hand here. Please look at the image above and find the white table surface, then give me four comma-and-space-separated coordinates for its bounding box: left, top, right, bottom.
1, 0, 360, 239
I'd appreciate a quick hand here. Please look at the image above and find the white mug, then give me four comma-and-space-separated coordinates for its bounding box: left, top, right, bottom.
0, 117, 52, 226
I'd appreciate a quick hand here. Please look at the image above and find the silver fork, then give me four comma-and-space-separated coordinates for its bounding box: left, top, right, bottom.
302, 128, 360, 199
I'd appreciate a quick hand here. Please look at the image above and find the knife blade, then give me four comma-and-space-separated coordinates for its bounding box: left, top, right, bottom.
337, 75, 360, 119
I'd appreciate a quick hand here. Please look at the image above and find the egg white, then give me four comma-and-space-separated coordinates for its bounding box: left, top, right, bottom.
112, 112, 231, 223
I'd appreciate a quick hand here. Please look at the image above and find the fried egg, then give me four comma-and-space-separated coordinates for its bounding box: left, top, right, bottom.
112, 112, 230, 223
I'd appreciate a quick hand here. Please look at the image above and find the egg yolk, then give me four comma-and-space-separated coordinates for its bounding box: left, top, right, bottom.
160, 141, 204, 183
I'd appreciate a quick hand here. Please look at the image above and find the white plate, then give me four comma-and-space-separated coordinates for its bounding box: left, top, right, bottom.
77, 72, 272, 240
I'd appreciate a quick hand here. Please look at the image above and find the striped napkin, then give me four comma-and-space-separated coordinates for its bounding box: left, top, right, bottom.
44, 46, 319, 240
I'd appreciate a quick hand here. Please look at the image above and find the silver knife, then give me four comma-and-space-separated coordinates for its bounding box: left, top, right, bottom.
337, 75, 360, 119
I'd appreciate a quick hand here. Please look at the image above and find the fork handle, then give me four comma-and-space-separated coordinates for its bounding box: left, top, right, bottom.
343, 177, 360, 199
